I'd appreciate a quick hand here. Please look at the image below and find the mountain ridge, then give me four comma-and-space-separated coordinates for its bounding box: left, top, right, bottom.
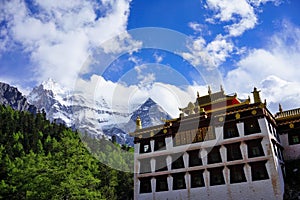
26, 79, 172, 145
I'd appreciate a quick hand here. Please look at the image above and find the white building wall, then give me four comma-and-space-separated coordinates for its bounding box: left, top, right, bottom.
134, 116, 285, 200
279, 134, 300, 161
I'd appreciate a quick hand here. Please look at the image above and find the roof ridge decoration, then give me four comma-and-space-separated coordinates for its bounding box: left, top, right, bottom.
275, 107, 300, 120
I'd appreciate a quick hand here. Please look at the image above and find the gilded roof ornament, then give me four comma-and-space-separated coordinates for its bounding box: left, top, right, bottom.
136, 116, 142, 130
252, 87, 261, 103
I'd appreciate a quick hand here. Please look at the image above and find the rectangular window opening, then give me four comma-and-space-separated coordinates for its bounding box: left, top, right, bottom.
244, 118, 261, 135
207, 146, 222, 164
140, 140, 151, 154
156, 175, 168, 192
188, 149, 202, 167
250, 161, 269, 181
288, 130, 300, 145
190, 170, 205, 188
209, 167, 225, 186
173, 173, 186, 190
171, 153, 185, 170
229, 164, 247, 184
139, 177, 152, 193
226, 143, 243, 161
224, 123, 239, 139
139, 158, 151, 174
246, 139, 264, 158
155, 156, 168, 172
154, 137, 166, 151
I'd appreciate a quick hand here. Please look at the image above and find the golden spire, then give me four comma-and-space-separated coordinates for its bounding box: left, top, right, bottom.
252, 87, 261, 103
136, 116, 142, 130
208, 85, 212, 95
279, 104, 283, 113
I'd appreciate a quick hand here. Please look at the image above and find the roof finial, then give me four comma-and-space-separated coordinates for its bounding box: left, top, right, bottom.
136, 116, 142, 130
252, 87, 261, 103
197, 91, 200, 98
208, 85, 212, 95
279, 104, 283, 113
220, 85, 224, 93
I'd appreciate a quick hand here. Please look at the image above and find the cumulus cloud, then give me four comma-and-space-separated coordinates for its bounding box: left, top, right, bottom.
205, 0, 259, 37
183, 0, 281, 71
182, 35, 234, 69
0, 0, 133, 88
224, 21, 300, 112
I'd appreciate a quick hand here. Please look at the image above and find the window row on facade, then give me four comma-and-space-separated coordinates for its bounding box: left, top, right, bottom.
139, 161, 269, 194
139, 118, 262, 154
139, 139, 265, 174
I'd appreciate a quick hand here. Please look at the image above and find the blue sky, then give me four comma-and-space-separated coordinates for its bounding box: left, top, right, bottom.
1, 0, 300, 116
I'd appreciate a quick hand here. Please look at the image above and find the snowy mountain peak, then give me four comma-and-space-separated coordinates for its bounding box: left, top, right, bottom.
41, 78, 68, 96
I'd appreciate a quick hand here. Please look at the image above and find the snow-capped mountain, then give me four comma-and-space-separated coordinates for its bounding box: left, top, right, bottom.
27, 79, 171, 145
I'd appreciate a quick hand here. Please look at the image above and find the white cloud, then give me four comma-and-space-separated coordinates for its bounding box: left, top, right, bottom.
184, 0, 282, 70
153, 52, 163, 63
0, 0, 133, 88
134, 64, 156, 90
224, 22, 300, 113
205, 0, 257, 37
182, 35, 234, 69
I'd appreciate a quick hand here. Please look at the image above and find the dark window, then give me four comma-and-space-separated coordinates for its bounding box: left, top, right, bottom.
244, 118, 261, 135
209, 167, 225, 186
224, 123, 239, 139
139, 158, 151, 174
173, 173, 186, 190
156, 175, 168, 192
229, 164, 246, 183
188, 149, 202, 167
139, 177, 152, 193
171, 153, 184, 170
247, 139, 264, 158
226, 143, 242, 161
154, 137, 166, 151
288, 130, 300, 145
140, 140, 151, 154
190, 170, 205, 188
193, 126, 215, 143
207, 146, 222, 164
155, 156, 168, 172
250, 161, 269, 181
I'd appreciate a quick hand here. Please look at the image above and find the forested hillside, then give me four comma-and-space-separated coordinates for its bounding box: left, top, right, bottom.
0, 105, 133, 199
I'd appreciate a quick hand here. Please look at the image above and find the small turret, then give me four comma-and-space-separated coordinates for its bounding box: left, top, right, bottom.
136, 116, 142, 130
252, 87, 261, 103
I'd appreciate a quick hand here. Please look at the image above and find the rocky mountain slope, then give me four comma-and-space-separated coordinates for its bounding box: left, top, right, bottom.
0, 82, 37, 113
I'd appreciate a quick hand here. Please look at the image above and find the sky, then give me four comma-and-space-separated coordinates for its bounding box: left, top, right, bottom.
1, 0, 300, 117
